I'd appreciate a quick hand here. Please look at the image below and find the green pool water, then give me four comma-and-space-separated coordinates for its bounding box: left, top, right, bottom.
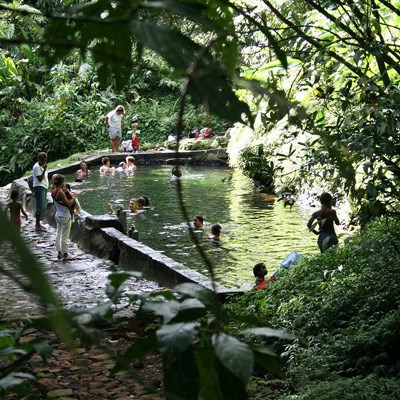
66, 165, 317, 289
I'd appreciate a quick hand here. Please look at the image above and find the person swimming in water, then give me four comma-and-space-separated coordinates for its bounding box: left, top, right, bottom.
75, 161, 92, 182
99, 157, 115, 175
209, 223, 221, 241
170, 166, 182, 180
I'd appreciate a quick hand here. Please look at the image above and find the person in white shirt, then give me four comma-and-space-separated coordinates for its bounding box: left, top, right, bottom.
105, 105, 125, 152
32, 152, 49, 232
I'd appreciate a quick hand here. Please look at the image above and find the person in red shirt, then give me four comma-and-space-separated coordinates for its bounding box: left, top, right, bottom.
253, 262, 275, 291
130, 119, 140, 152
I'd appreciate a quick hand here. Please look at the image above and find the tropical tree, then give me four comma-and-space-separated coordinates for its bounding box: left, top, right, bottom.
230, 0, 400, 220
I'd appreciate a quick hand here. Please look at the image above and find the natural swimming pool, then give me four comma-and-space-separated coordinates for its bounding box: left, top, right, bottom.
66, 165, 317, 289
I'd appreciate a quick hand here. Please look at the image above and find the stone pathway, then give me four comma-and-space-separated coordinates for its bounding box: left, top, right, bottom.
1, 185, 164, 399
0, 184, 160, 318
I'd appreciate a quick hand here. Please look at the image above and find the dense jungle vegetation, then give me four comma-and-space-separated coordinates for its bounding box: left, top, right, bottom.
1, 0, 400, 398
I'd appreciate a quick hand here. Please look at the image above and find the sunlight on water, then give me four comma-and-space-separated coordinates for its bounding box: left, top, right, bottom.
66, 165, 318, 289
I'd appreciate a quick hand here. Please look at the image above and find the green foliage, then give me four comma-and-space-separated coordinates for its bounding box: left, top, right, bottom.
225, 217, 400, 398
283, 376, 400, 400
2, 1, 400, 398
225, 0, 400, 222
113, 283, 286, 400
36, 0, 253, 124
239, 145, 278, 193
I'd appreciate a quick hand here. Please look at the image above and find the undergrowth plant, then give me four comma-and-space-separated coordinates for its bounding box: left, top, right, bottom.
224, 217, 400, 398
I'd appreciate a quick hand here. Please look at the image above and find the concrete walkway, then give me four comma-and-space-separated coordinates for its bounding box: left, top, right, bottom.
0, 185, 160, 319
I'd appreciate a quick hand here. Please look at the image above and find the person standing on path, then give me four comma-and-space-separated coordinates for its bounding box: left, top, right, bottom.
105, 105, 125, 152
51, 174, 76, 261
32, 151, 49, 232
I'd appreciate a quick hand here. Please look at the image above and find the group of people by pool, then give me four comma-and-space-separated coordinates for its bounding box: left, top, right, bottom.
7, 147, 340, 287
7, 151, 225, 262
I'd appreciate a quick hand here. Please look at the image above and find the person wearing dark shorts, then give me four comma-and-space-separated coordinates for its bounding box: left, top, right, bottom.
32, 152, 49, 232
307, 192, 340, 252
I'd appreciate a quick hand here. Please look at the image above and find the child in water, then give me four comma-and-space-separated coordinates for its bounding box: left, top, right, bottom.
100, 157, 115, 175
129, 198, 139, 214
193, 215, 204, 230
7, 189, 28, 230
307, 192, 339, 252
170, 166, 182, 180
209, 223, 221, 241
142, 196, 150, 208
116, 161, 128, 173
126, 156, 138, 172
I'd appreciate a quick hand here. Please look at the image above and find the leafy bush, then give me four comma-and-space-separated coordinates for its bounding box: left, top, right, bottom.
283, 376, 400, 400
224, 217, 400, 398
238, 145, 278, 193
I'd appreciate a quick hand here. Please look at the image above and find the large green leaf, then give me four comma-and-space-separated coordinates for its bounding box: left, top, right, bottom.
216, 359, 248, 400
174, 282, 216, 309
163, 346, 199, 400
130, 20, 250, 122
143, 0, 220, 32
196, 345, 224, 400
178, 298, 206, 312
250, 345, 283, 376
189, 75, 252, 123
0, 372, 35, 391
172, 298, 207, 323
157, 322, 198, 365
214, 38, 239, 76
142, 300, 181, 323
212, 332, 253, 384
130, 20, 200, 72
42, 1, 134, 90
106, 271, 141, 301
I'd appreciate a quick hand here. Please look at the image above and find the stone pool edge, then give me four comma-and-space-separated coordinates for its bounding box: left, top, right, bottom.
51, 148, 229, 175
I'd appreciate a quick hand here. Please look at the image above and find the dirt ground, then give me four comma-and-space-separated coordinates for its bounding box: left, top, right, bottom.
4, 319, 164, 400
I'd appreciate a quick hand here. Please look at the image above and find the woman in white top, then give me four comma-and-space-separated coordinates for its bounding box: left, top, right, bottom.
105, 105, 125, 152
51, 174, 76, 261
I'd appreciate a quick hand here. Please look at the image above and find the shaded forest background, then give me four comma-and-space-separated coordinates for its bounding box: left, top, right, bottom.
1, 1, 400, 399
1, 0, 400, 223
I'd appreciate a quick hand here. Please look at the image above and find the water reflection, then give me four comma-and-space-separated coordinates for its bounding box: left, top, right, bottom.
66, 166, 317, 289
